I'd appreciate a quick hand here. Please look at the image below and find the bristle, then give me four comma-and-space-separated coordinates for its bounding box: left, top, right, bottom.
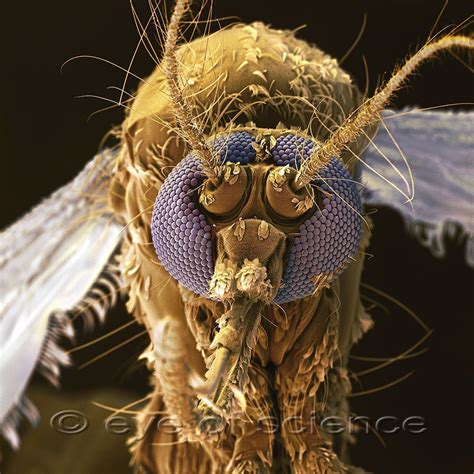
298, 35, 474, 186
163, 0, 219, 180
1, 397, 40, 450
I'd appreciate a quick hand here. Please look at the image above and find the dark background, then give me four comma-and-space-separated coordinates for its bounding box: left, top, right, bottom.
1, 1, 472, 473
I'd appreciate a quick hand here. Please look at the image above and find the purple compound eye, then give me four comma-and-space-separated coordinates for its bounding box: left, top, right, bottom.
269, 134, 363, 303
151, 155, 214, 296
212, 131, 256, 164
151, 132, 363, 303
273, 158, 362, 304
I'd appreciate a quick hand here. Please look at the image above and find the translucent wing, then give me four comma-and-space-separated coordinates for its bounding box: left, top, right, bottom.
361, 108, 474, 265
0, 149, 123, 448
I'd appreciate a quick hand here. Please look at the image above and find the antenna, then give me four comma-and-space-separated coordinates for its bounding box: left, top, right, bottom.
163, 0, 219, 180
297, 35, 474, 187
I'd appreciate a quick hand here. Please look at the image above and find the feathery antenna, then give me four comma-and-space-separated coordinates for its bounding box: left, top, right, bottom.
163, 0, 219, 180
297, 35, 474, 186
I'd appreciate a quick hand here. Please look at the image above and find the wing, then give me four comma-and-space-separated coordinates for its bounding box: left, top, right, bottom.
360, 108, 474, 265
0, 149, 123, 448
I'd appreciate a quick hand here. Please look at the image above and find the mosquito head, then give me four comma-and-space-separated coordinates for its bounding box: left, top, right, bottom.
151, 128, 363, 304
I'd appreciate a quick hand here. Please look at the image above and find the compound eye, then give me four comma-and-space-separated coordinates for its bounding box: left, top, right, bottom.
266, 166, 315, 219
199, 163, 248, 218
151, 155, 215, 297
274, 157, 363, 304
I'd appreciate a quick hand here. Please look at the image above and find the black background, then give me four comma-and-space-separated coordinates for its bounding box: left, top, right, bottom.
1, 1, 472, 473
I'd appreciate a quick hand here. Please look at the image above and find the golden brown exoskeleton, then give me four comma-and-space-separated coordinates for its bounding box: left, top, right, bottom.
106, 1, 473, 472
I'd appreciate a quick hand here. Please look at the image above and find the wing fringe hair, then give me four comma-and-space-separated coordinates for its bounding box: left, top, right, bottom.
0, 149, 123, 448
